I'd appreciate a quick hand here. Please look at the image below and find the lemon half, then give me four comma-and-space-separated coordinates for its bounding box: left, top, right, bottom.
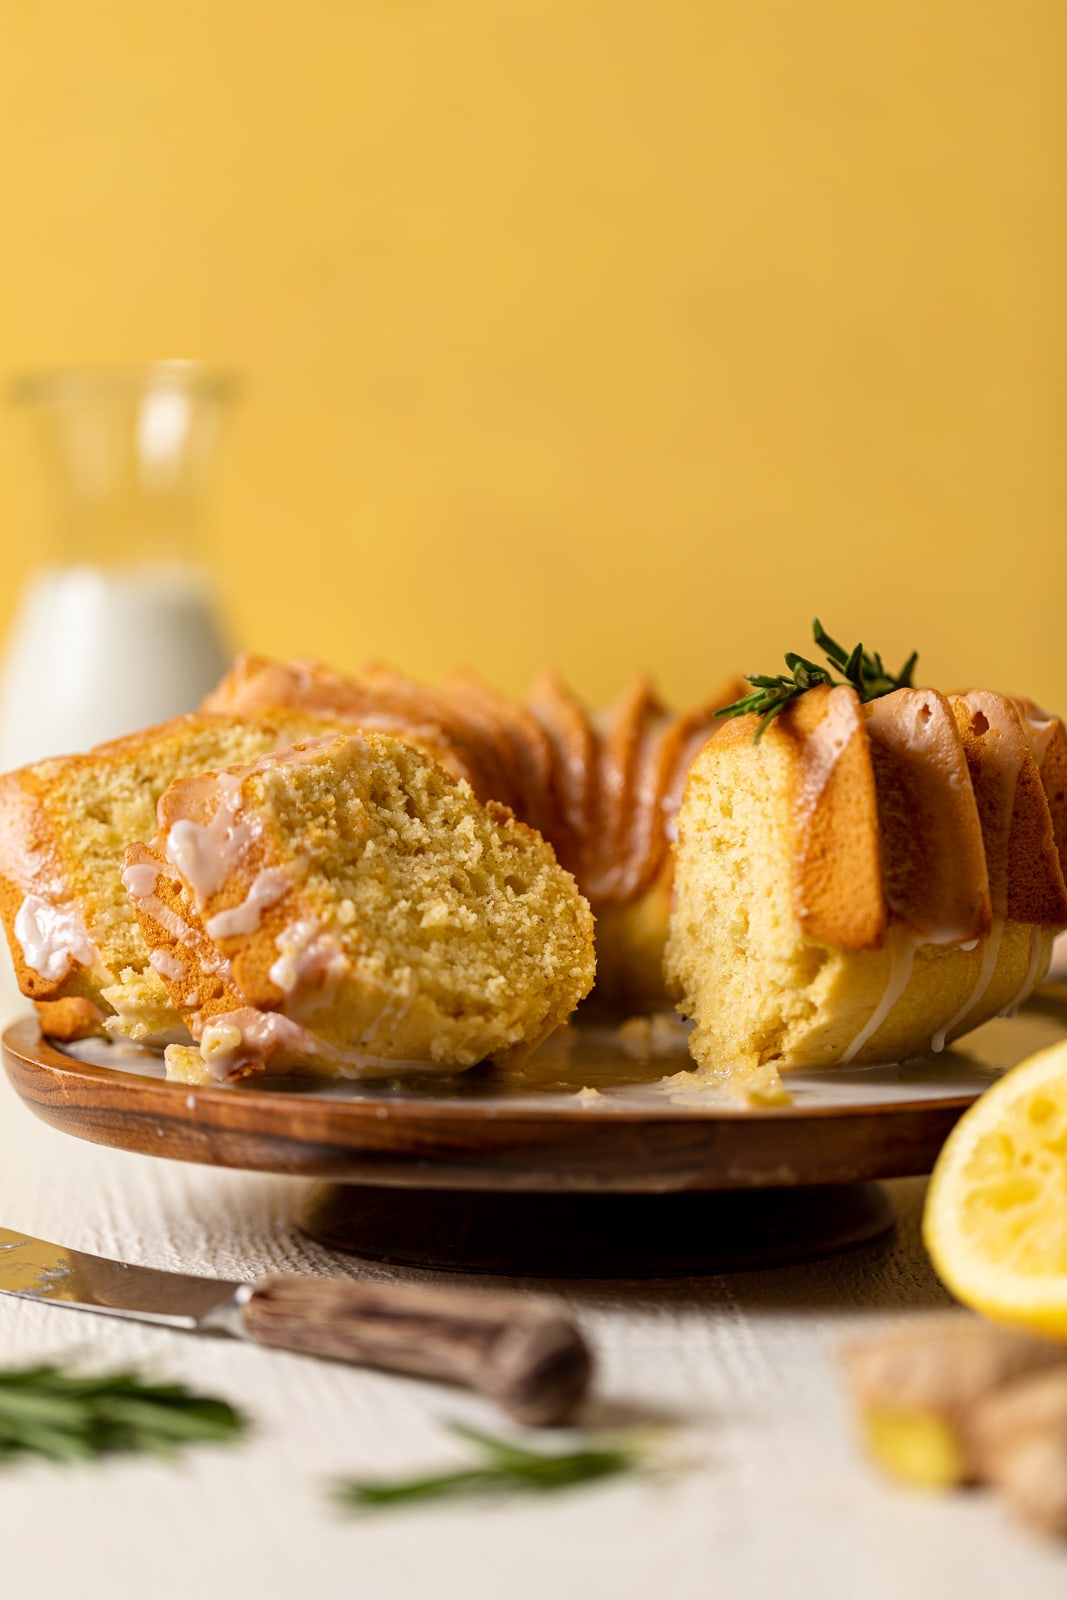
923, 1040, 1067, 1341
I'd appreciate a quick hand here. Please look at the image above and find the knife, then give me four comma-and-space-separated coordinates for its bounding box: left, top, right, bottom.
0, 1225, 590, 1426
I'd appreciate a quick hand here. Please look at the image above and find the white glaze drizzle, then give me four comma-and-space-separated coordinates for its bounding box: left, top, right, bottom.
121, 860, 162, 899
796, 687, 859, 825
366, 978, 419, 1040
162, 736, 358, 911
998, 925, 1053, 1019
14, 893, 101, 982
925, 692, 1029, 1050
1014, 702, 1058, 765
268, 918, 349, 999
148, 947, 186, 982
205, 869, 290, 940
194, 996, 426, 1083
122, 857, 230, 979
838, 924, 920, 1065
930, 915, 1005, 1053
896, 692, 982, 943
163, 773, 259, 908
123, 862, 195, 943
962, 691, 1026, 916
866, 690, 987, 944
792, 689, 863, 927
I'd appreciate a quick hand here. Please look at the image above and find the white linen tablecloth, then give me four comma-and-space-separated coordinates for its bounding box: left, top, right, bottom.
1, 988, 1064, 1600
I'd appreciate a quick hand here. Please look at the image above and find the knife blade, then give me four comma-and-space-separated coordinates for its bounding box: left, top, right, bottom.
0, 1226, 590, 1425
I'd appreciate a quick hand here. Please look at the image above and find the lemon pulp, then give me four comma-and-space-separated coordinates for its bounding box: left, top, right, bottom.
923, 1041, 1067, 1340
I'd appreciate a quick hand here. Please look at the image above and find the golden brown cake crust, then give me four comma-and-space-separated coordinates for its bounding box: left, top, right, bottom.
201, 655, 744, 914
0, 765, 103, 1002
123, 840, 249, 1024
0, 710, 361, 1025
201, 656, 497, 796
706, 687, 888, 952
526, 670, 598, 884
864, 690, 991, 944
442, 669, 558, 840
950, 693, 1067, 926
32, 997, 107, 1040
788, 684, 887, 950
1011, 695, 1067, 879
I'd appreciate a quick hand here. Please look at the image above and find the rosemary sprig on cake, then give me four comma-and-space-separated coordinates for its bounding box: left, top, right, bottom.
334, 1422, 646, 1510
0, 1363, 248, 1464
716, 619, 919, 739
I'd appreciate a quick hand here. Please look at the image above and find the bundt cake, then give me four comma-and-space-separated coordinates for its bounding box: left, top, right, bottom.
665, 679, 1067, 1083
122, 732, 595, 1083
202, 655, 743, 1003
0, 710, 355, 1041
0, 659, 738, 1046
7, 626, 1060, 1088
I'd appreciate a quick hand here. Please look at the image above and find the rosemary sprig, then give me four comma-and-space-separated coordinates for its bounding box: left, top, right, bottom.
334, 1422, 646, 1511
716, 618, 919, 739
811, 619, 919, 701
0, 1363, 248, 1464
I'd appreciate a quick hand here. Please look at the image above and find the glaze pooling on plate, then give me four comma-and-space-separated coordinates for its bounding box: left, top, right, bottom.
58, 1007, 1058, 1116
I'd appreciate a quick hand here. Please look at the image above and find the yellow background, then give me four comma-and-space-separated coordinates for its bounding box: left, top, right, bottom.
0, 2, 1064, 709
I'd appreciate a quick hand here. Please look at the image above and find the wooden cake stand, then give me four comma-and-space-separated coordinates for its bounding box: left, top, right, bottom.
6, 998, 1064, 1276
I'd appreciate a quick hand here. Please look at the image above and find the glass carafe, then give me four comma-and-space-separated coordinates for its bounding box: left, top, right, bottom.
0, 362, 235, 769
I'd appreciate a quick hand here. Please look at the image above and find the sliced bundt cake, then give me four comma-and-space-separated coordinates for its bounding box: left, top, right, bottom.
0, 710, 354, 1039
201, 654, 743, 1002
665, 679, 1067, 1081
123, 731, 595, 1083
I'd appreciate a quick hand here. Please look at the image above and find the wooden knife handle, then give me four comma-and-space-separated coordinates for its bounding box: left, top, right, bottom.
241, 1274, 591, 1425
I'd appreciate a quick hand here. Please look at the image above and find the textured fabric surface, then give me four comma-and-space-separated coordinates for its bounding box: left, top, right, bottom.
1, 993, 1064, 1599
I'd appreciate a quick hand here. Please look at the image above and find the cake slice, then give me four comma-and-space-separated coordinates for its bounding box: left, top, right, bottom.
0, 710, 354, 1040
123, 731, 596, 1083
204, 654, 745, 1006
665, 682, 1067, 1081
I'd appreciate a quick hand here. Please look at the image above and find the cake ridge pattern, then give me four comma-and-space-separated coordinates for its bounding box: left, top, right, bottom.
665, 682, 1067, 1078
202, 655, 745, 913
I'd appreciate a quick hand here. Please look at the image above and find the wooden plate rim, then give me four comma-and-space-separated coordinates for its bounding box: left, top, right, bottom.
1, 1017, 986, 1127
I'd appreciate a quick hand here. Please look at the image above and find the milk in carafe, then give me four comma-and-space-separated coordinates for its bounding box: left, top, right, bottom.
0, 363, 234, 769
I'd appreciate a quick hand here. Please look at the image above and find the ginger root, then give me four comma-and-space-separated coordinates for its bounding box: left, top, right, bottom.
858, 1409, 966, 1490
971, 1366, 1067, 1537
842, 1312, 1067, 1535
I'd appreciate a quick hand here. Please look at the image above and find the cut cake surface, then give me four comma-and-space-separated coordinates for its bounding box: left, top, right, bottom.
0, 710, 355, 1039
124, 731, 596, 1082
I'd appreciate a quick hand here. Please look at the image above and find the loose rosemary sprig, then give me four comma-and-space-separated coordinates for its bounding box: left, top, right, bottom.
716, 619, 919, 740
0, 1363, 248, 1464
334, 1423, 646, 1511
